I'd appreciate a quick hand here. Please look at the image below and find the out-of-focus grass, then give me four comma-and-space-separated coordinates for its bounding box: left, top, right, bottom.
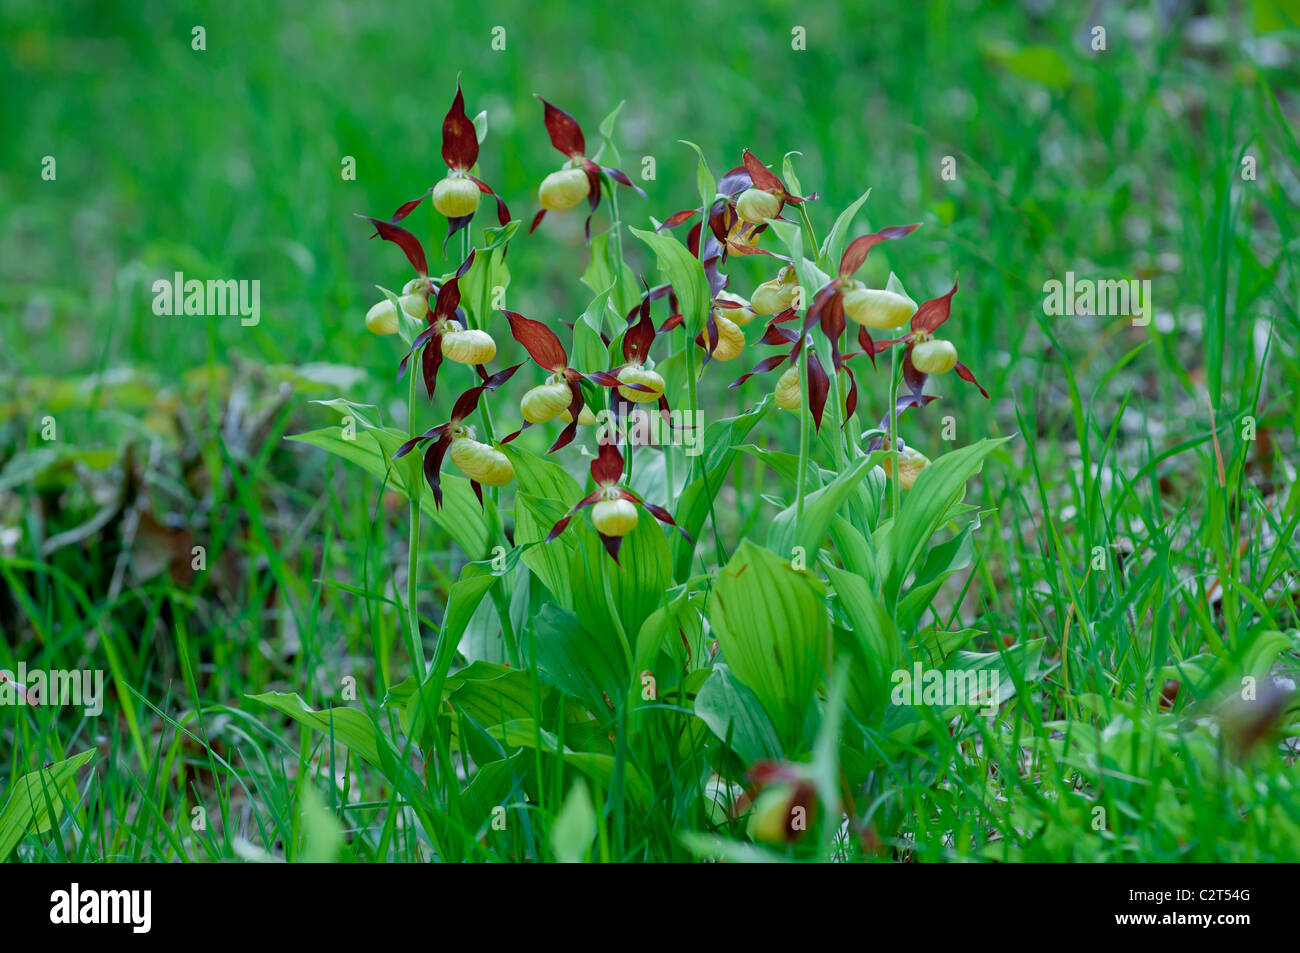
2, 0, 1299, 861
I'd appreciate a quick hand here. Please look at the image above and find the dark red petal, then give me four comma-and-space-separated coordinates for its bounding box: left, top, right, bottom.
424, 433, 454, 509
592, 439, 624, 485
807, 351, 830, 431
583, 169, 602, 243
731, 353, 788, 388
470, 480, 485, 509
910, 277, 958, 334
599, 164, 646, 198
503, 310, 569, 372
585, 369, 629, 389
443, 214, 473, 252
549, 418, 580, 453
955, 361, 990, 399
628, 492, 691, 541
394, 424, 448, 458
529, 209, 547, 234
838, 224, 921, 278
357, 215, 428, 277
763, 323, 799, 346
468, 175, 511, 225
483, 361, 525, 390
441, 82, 479, 171
843, 365, 858, 425
657, 313, 684, 334
716, 165, 753, 196
599, 532, 624, 564
546, 491, 601, 541
623, 292, 657, 364
450, 383, 489, 424
902, 347, 927, 397
659, 208, 700, 230
388, 195, 426, 224
500, 422, 531, 445
741, 149, 784, 193
422, 334, 444, 400
537, 96, 586, 157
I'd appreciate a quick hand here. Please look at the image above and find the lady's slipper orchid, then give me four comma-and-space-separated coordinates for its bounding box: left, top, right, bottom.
393, 250, 500, 399
604, 293, 675, 416
739, 761, 817, 845
660, 150, 815, 262
545, 441, 688, 562
857, 278, 989, 399
529, 97, 645, 240
803, 225, 921, 371
433, 82, 510, 249
730, 315, 833, 430
393, 367, 522, 509
500, 309, 629, 452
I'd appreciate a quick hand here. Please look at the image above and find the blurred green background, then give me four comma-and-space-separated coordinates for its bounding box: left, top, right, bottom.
7, 0, 1293, 419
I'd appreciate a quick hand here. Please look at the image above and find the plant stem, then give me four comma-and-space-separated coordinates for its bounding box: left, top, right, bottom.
887, 345, 902, 519
795, 340, 811, 520
406, 352, 427, 680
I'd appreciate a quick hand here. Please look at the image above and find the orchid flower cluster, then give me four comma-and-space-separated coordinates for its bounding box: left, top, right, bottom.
357, 83, 988, 556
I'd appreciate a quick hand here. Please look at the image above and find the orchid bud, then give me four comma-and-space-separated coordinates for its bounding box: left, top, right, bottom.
842, 283, 917, 330
365, 294, 426, 335
538, 167, 591, 211
750, 268, 798, 316
774, 365, 801, 410
617, 365, 665, 403
704, 312, 745, 362
889, 445, 930, 490
714, 290, 756, 327
449, 436, 514, 486
520, 379, 572, 423
591, 497, 639, 537
910, 339, 958, 375
735, 187, 782, 224
432, 174, 482, 218
440, 328, 497, 365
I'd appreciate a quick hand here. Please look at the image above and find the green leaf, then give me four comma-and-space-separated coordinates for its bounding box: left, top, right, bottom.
826, 564, 902, 722
707, 539, 828, 747
875, 436, 1010, 608
985, 43, 1072, 91
569, 506, 673, 642
550, 780, 597, 862
820, 188, 872, 274
767, 450, 888, 560
673, 401, 768, 578
0, 750, 95, 862
694, 664, 784, 764
531, 602, 629, 714
630, 226, 711, 337
295, 783, 344, 863
247, 693, 401, 779
679, 139, 717, 213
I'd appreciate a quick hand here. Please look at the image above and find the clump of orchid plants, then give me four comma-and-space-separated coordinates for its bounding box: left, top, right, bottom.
304, 80, 1006, 861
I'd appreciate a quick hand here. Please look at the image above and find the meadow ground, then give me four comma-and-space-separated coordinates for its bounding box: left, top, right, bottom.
1, 0, 1298, 863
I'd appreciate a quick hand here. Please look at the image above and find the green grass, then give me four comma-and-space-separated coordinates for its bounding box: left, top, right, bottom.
1, 0, 1298, 862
